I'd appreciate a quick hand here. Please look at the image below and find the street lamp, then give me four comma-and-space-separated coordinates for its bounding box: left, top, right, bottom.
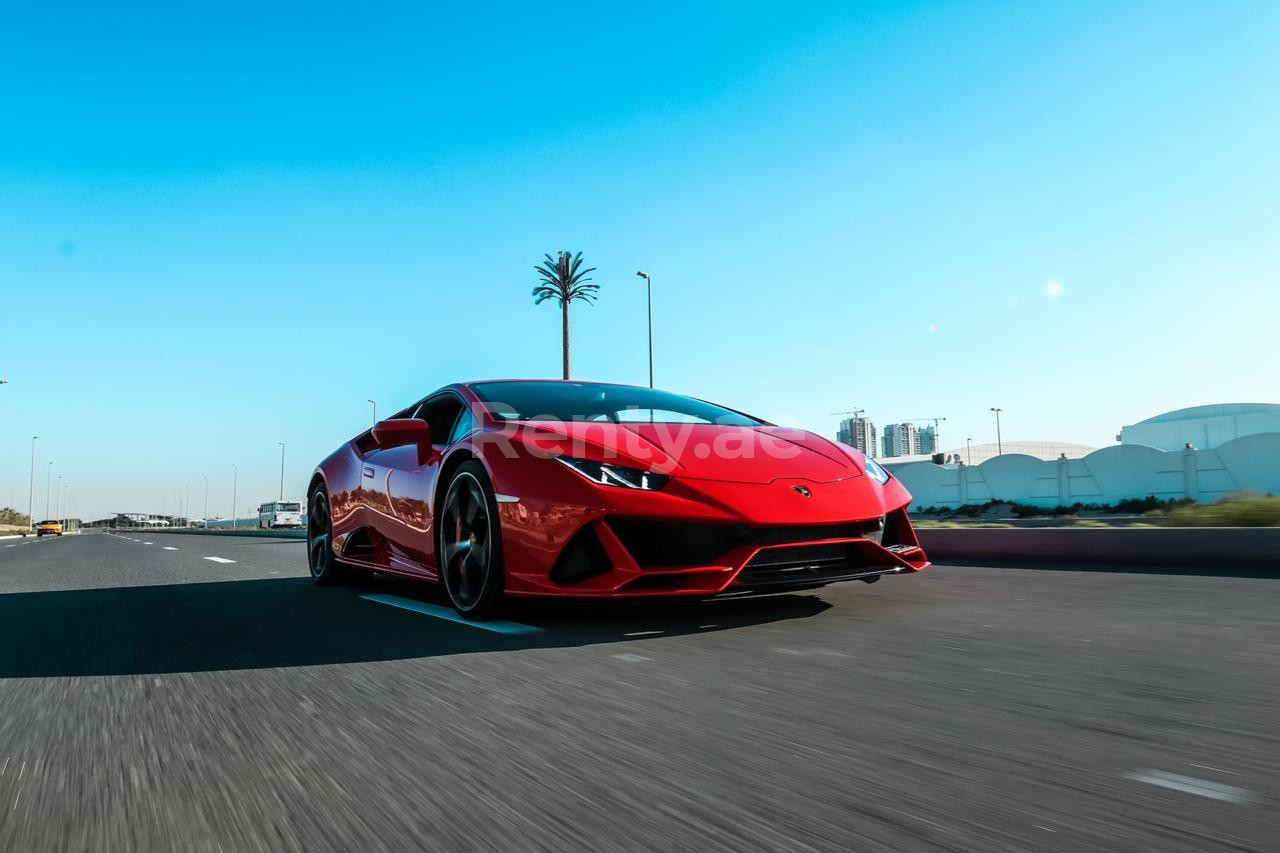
966, 438, 973, 467
27, 436, 37, 530
368, 399, 377, 424
56, 475, 62, 522
278, 441, 286, 500
45, 461, 53, 520
635, 271, 654, 389
990, 408, 1004, 456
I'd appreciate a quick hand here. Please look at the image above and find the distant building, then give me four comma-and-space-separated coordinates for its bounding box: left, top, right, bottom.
1119, 403, 1280, 452
837, 416, 877, 458
918, 426, 937, 456
881, 423, 920, 458
882, 440, 1097, 469
881, 401, 1280, 509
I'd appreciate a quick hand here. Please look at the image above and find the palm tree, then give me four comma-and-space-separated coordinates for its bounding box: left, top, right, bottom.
532, 251, 599, 379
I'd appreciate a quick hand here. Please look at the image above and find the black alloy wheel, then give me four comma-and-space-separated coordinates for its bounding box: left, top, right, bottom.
308, 486, 363, 586
439, 461, 504, 619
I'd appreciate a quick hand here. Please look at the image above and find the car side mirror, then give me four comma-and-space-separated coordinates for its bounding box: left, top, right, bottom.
372, 418, 432, 449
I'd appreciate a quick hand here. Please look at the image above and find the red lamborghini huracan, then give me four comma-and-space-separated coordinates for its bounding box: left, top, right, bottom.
308, 380, 928, 619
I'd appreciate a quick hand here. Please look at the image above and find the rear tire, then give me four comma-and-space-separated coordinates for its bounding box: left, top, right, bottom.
438, 461, 505, 620
308, 486, 364, 586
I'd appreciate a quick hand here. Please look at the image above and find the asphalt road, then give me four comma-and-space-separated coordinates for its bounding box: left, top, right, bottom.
0, 533, 1276, 851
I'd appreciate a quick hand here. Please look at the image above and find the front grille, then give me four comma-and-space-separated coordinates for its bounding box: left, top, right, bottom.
607, 519, 884, 568
737, 542, 898, 589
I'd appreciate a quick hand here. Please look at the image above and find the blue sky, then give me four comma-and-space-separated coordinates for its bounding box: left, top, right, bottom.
2, 1, 1277, 520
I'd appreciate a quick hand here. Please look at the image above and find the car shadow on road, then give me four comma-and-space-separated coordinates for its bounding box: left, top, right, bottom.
0, 575, 833, 678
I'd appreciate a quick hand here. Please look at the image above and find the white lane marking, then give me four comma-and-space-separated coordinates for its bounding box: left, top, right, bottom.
359, 593, 543, 635
163, 546, 179, 551
623, 630, 663, 637
1189, 763, 1236, 775
612, 653, 649, 663
13, 760, 26, 810
203, 556, 236, 564
1126, 770, 1257, 803
143, 542, 153, 545
5, 545, 13, 548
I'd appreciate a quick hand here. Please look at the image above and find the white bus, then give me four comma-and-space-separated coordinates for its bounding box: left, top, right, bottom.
259, 500, 303, 529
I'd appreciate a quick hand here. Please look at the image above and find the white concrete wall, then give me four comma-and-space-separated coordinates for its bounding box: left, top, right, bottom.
893, 433, 1280, 510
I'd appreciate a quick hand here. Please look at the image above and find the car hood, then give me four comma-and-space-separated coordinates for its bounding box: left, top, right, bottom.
514, 422, 864, 485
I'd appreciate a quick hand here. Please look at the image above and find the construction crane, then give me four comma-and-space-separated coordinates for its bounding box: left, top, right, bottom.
828, 408, 866, 419
905, 416, 947, 453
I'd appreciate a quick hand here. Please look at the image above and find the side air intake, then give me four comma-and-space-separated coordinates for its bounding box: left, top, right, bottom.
550, 524, 613, 584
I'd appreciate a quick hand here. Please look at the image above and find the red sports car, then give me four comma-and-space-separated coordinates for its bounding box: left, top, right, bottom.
308, 380, 928, 619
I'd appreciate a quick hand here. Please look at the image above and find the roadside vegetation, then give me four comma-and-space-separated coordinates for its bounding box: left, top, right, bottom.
0, 507, 31, 526
911, 494, 1280, 528
0, 507, 31, 533
1163, 494, 1280, 527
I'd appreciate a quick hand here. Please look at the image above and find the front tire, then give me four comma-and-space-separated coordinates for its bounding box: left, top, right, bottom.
308, 486, 363, 586
439, 461, 505, 620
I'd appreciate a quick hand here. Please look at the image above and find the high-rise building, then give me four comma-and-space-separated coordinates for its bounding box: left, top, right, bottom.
918, 425, 937, 456
881, 422, 920, 458
836, 416, 877, 458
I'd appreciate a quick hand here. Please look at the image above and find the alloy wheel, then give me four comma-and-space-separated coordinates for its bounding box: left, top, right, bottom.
308, 491, 331, 578
440, 472, 492, 612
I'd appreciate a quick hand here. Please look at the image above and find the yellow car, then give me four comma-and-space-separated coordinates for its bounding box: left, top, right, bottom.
36, 520, 63, 537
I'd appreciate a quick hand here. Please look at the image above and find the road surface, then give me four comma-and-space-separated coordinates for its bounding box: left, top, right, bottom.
0, 532, 1276, 851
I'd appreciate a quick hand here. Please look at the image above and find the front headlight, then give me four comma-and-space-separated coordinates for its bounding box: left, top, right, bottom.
864, 457, 891, 485
556, 456, 671, 491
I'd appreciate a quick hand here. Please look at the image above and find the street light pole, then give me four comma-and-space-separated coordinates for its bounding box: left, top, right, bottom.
635, 271, 654, 388
231, 464, 238, 530
56, 475, 62, 522
368, 399, 377, 424
203, 476, 209, 526
278, 441, 286, 500
27, 436, 37, 530
45, 461, 53, 520
966, 438, 973, 466
990, 408, 1004, 456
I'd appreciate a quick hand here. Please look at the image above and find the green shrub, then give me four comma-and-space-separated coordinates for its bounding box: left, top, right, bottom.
1166, 494, 1280, 527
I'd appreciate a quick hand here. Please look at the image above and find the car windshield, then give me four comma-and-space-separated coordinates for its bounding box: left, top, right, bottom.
471, 381, 764, 426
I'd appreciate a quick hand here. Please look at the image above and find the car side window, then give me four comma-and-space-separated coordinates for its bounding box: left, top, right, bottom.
448, 406, 475, 444
417, 395, 464, 445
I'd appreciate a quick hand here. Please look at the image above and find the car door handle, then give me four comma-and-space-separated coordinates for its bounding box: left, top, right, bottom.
363, 466, 375, 479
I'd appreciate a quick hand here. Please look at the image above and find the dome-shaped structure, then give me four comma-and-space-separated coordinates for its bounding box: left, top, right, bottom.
1121, 403, 1280, 452
1133, 403, 1280, 425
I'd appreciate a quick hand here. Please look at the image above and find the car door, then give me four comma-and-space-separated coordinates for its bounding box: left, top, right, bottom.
356, 402, 423, 564
366, 394, 468, 576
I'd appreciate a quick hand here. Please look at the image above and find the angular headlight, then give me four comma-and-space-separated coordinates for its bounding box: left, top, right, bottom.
864, 457, 891, 485
556, 456, 671, 491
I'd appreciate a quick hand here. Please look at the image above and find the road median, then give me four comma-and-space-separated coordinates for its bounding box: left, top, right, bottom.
111, 527, 307, 540
917, 526, 1278, 566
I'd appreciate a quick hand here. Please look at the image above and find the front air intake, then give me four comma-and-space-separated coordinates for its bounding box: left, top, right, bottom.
550, 524, 613, 584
